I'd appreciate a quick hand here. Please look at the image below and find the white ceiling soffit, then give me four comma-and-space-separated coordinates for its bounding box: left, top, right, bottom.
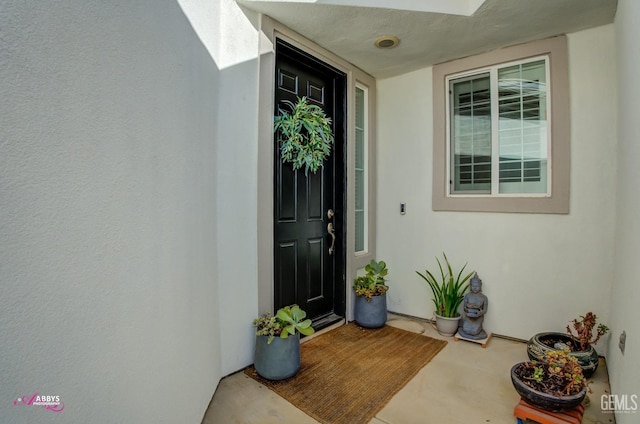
238, 0, 618, 78
243, 0, 487, 16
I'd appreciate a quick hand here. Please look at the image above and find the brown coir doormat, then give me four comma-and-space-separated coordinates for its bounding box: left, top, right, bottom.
244, 322, 447, 424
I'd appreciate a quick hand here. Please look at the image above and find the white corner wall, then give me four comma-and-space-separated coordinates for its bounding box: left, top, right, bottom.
608, 1, 640, 421
211, 0, 261, 376
0, 0, 253, 422
376, 24, 617, 345
182, 0, 262, 378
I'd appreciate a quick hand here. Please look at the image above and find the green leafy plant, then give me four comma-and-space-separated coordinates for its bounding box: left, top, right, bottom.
276, 305, 315, 339
416, 252, 474, 318
254, 305, 315, 344
531, 366, 545, 383
273, 96, 334, 175
353, 259, 389, 301
566, 312, 609, 350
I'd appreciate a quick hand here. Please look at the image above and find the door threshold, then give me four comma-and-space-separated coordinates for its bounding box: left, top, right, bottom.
302, 315, 345, 343
313, 313, 344, 331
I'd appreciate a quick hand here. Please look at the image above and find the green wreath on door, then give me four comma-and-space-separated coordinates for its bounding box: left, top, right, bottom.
273, 96, 334, 175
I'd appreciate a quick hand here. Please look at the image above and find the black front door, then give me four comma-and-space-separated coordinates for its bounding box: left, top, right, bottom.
274, 39, 346, 328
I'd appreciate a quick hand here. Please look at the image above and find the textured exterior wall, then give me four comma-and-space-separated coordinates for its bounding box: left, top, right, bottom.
0, 1, 225, 422
608, 1, 640, 421
376, 25, 617, 346
211, 0, 261, 375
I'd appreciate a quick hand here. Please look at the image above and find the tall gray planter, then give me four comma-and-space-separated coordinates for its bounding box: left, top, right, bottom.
354, 294, 387, 328
254, 333, 300, 380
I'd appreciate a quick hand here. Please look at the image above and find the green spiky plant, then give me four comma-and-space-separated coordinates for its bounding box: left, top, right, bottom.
353, 259, 389, 301
273, 96, 334, 175
416, 253, 474, 318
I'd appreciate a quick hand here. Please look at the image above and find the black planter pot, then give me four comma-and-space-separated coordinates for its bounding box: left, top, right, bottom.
354, 294, 387, 328
527, 332, 599, 378
253, 334, 300, 380
510, 363, 587, 412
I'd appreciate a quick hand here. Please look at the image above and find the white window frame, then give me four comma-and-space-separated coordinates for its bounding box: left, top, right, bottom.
432, 36, 570, 214
354, 84, 369, 254
445, 56, 552, 198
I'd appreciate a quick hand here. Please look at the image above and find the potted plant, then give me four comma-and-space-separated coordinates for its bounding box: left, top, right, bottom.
511, 349, 588, 412
526, 312, 609, 378
416, 252, 474, 336
353, 259, 389, 328
273, 96, 334, 175
253, 304, 315, 380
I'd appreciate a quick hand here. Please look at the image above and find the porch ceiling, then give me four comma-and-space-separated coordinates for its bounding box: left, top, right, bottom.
237, 0, 617, 78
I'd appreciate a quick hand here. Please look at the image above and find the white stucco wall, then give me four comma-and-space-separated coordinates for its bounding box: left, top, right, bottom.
0, 0, 246, 422
211, 0, 261, 376
376, 24, 617, 345
181, 0, 261, 377
608, 1, 640, 420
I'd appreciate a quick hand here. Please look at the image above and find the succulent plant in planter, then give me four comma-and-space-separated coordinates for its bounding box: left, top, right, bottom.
353, 259, 389, 328
527, 312, 609, 378
511, 349, 588, 412
254, 312, 282, 344
253, 305, 315, 380
416, 252, 474, 336
276, 304, 315, 339
566, 312, 609, 351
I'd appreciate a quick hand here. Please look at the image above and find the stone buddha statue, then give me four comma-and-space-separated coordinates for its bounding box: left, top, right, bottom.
459, 273, 488, 340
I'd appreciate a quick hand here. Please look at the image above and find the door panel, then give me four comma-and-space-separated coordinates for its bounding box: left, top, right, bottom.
274, 40, 346, 327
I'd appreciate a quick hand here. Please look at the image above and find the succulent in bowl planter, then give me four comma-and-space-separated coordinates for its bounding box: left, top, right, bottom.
253, 305, 315, 380
416, 252, 473, 336
353, 259, 389, 328
511, 349, 588, 412
527, 312, 609, 378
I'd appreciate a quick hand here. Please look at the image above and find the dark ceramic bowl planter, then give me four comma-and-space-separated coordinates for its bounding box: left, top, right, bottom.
254, 333, 300, 380
511, 362, 587, 412
354, 294, 387, 328
527, 332, 599, 378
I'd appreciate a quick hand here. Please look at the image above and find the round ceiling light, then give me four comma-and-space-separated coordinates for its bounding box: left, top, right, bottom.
374, 36, 399, 49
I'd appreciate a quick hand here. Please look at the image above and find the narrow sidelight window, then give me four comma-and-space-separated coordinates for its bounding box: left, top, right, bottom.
355, 86, 368, 253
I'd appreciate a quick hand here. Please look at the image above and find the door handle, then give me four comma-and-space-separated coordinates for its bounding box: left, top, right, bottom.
327, 222, 336, 255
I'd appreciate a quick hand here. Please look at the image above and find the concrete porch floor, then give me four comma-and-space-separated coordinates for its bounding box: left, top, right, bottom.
202, 314, 615, 424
